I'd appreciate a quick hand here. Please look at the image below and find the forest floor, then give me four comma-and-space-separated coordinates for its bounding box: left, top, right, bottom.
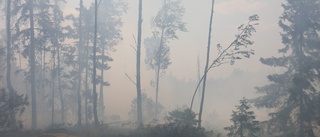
0, 129, 79, 137
0, 125, 131, 137
0, 131, 79, 137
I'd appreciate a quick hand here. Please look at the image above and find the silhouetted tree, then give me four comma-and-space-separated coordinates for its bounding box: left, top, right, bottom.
52, 0, 66, 124
197, 0, 215, 128
136, 0, 143, 126
254, 0, 320, 136
92, 0, 99, 126
128, 107, 220, 137
77, 0, 84, 126
147, 0, 187, 119
49, 0, 66, 126
129, 93, 164, 123
64, 0, 126, 125
5, 0, 16, 130
191, 13, 259, 127
97, 0, 127, 122
0, 88, 28, 131
167, 107, 197, 126
224, 98, 260, 137
28, 0, 37, 129
11, 0, 67, 128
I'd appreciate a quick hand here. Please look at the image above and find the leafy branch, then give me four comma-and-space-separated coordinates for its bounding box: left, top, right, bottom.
190, 14, 259, 109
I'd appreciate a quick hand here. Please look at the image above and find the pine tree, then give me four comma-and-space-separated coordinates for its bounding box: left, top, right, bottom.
0, 88, 28, 130
128, 93, 164, 123
92, 0, 99, 126
6, 0, 16, 130
254, 0, 320, 136
96, 0, 127, 122
77, 0, 84, 126
11, 0, 67, 128
224, 98, 260, 137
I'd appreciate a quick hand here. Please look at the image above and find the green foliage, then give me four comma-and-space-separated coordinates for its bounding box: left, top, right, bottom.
65, 0, 126, 80
211, 14, 259, 68
128, 107, 221, 137
0, 88, 29, 131
224, 98, 260, 137
128, 93, 165, 123
166, 107, 198, 126
145, 0, 187, 73
253, 0, 320, 136
144, 36, 171, 73
128, 123, 218, 137
151, 0, 187, 40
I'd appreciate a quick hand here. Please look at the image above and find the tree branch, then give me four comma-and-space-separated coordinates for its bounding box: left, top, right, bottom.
125, 73, 136, 86
190, 15, 259, 109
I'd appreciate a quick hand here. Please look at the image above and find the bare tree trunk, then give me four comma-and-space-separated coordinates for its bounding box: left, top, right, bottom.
6, 0, 16, 130
197, 54, 202, 102
198, 0, 215, 128
99, 73, 105, 121
85, 39, 89, 125
99, 45, 105, 121
52, 1, 64, 123
51, 50, 55, 126
43, 44, 46, 98
29, 0, 37, 129
77, 0, 83, 126
136, 0, 143, 125
57, 48, 64, 123
155, 67, 160, 119
155, 29, 164, 119
93, 0, 99, 126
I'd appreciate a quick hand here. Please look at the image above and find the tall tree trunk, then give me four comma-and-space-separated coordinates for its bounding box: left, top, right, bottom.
198, 0, 215, 128
93, 0, 99, 126
136, 0, 143, 125
53, 1, 64, 123
51, 50, 55, 126
197, 54, 202, 102
155, 29, 164, 119
43, 44, 46, 98
77, 0, 83, 126
99, 45, 105, 121
240, 121, 243, 137
298, 86, 304, 136
6, 0, 16, 130
57, 46, 64, 123
155, 68, 160, 119
297, 34, 307, 137
99, 72, 105, 120
29, 0, 37, 129
85, 39, 89, 125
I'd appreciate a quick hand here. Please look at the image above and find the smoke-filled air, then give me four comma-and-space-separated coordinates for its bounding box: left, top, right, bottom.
1, 0, 320, 137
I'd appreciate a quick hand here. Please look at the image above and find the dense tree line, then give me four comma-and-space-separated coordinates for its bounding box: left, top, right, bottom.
1, 0, 319, 137
1, 0, 126, 130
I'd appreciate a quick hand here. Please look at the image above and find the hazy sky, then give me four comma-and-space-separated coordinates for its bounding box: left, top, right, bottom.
63, 0, 285, 128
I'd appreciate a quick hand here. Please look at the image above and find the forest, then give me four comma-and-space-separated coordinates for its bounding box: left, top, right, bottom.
0, 0, 320, 137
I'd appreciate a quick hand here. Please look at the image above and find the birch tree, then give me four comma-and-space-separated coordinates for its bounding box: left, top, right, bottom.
146, 0, 187, 119
190, 0, 259, 128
